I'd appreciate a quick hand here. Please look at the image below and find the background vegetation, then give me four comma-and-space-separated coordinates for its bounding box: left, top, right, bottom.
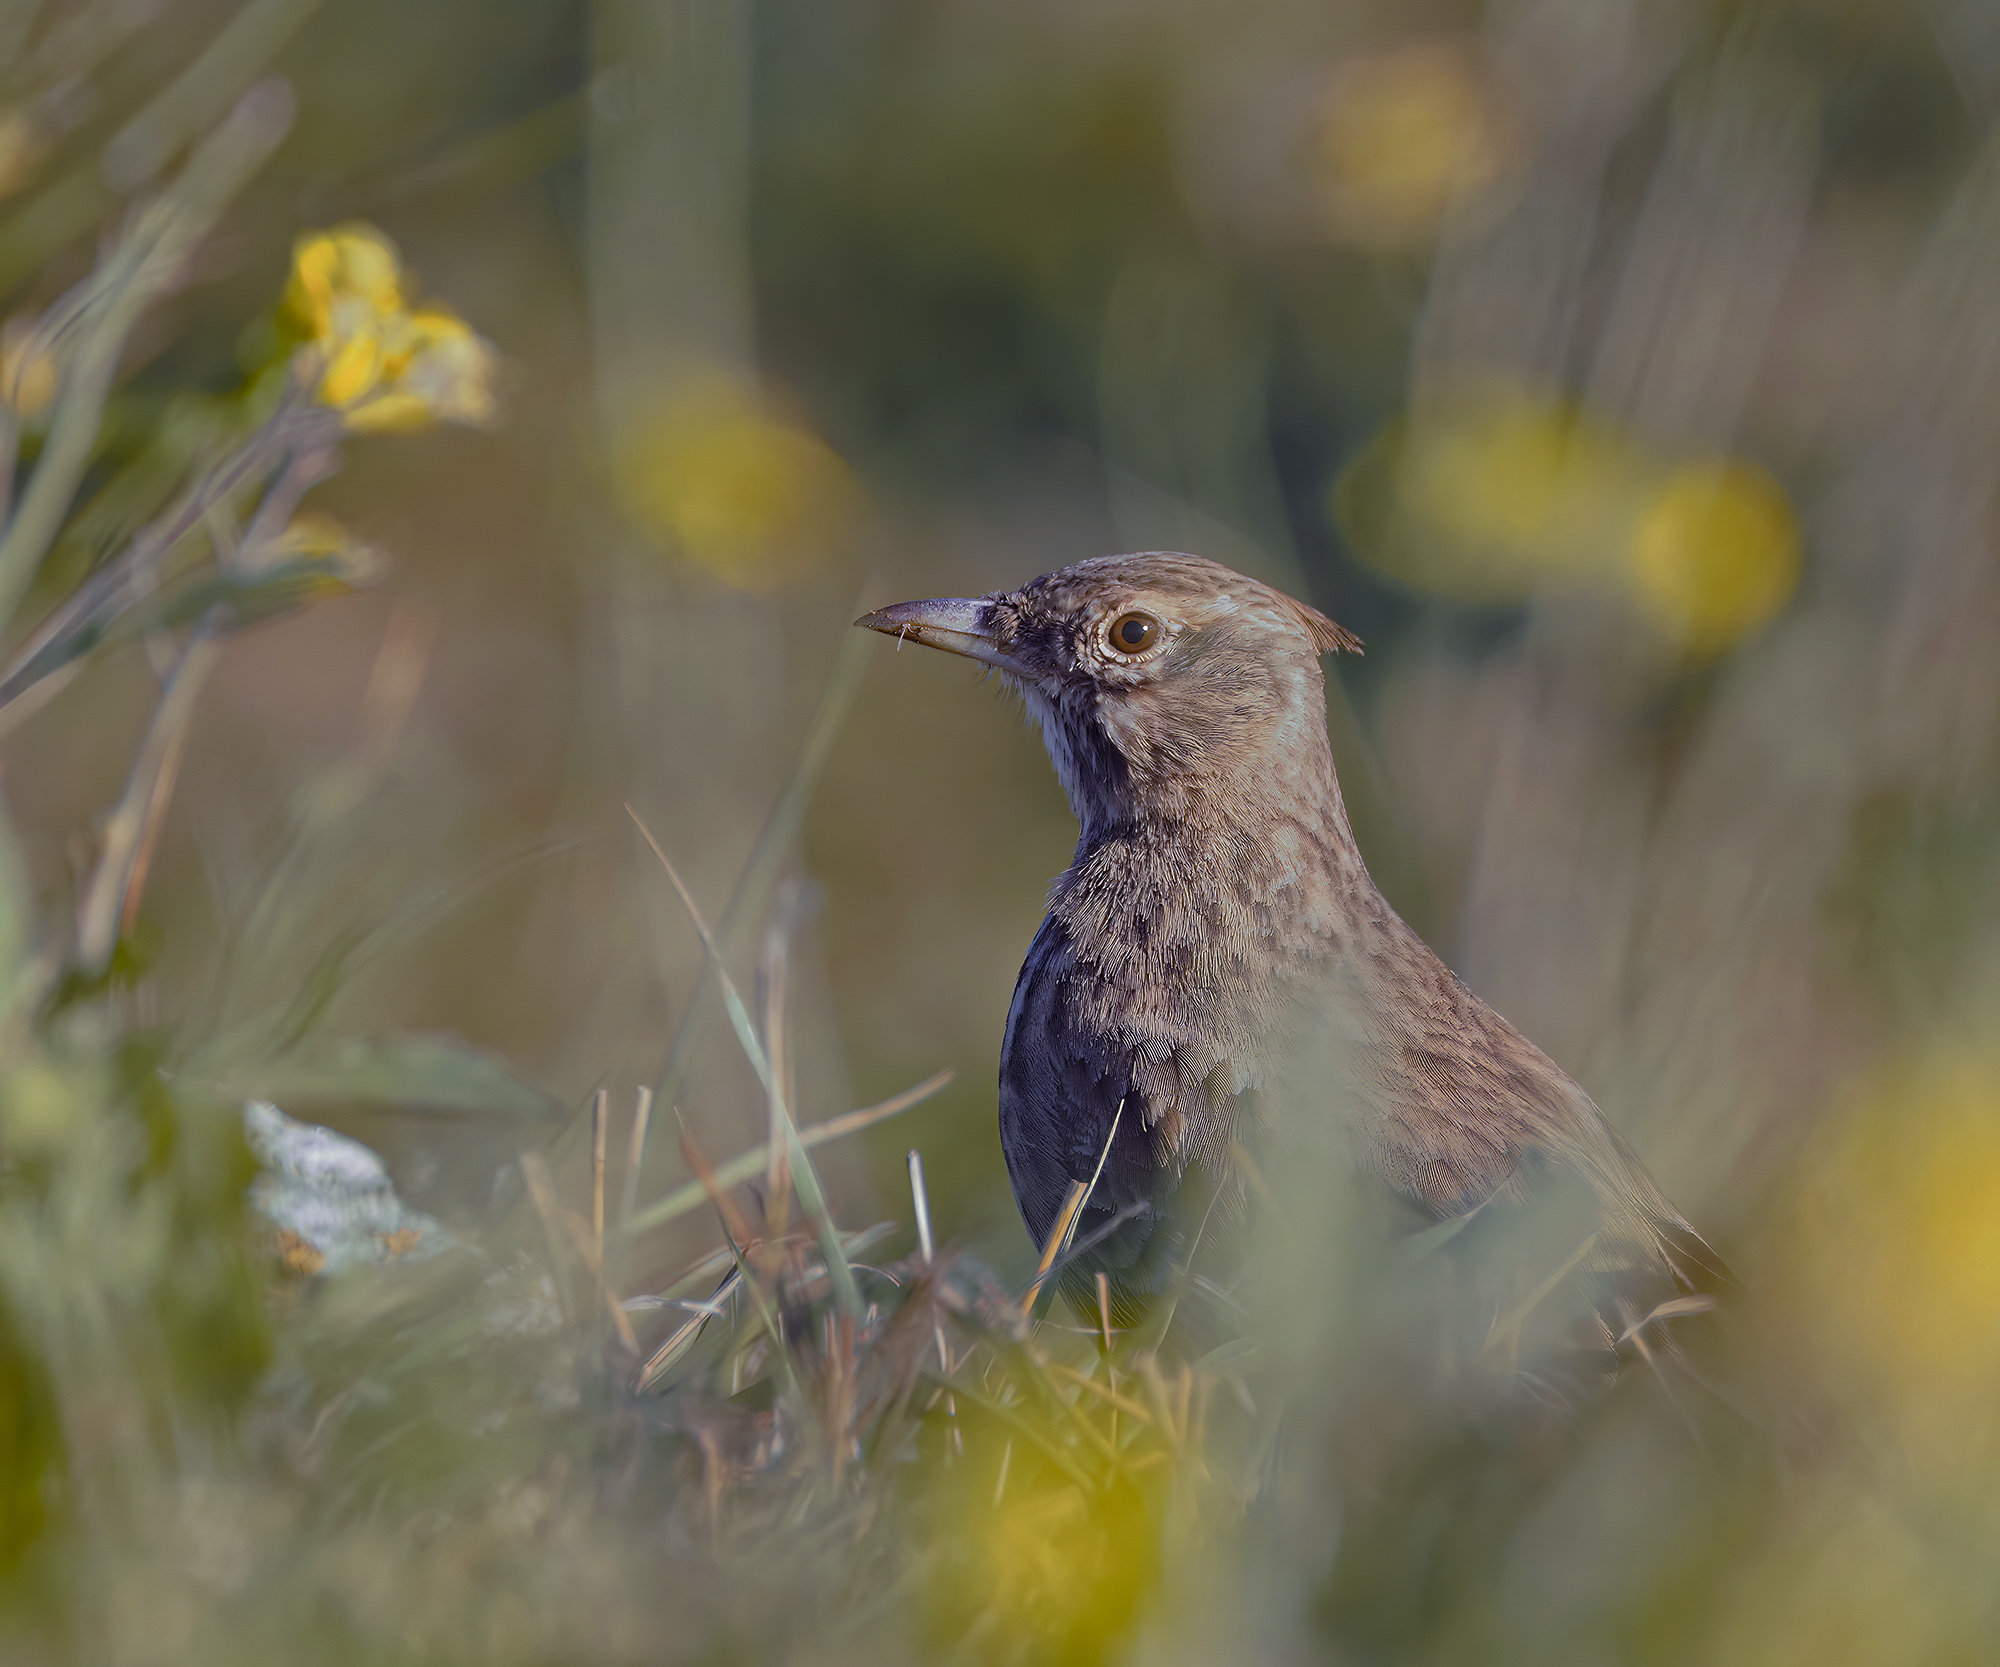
2, 0, 1999, 1660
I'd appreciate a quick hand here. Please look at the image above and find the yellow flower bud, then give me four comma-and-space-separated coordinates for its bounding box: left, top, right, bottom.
265, 512, 385, 589
271, 512, 354, 560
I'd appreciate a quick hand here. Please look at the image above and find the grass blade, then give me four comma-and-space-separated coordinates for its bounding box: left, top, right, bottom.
619, 1070, 952, 1240
634, 624, 871, 1170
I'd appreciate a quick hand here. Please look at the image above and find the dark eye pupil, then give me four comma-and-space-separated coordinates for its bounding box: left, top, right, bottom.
1114, 614, 1155, 650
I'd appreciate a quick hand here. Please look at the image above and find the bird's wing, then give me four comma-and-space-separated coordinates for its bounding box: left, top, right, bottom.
1354, 969, 1735, 1401
1329, 909, 1730, 1298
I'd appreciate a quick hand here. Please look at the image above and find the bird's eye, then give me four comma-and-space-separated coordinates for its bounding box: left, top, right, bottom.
1107, 611, 1161, 655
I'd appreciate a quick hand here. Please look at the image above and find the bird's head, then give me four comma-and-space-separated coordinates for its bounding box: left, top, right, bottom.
857, 553, 1361, 833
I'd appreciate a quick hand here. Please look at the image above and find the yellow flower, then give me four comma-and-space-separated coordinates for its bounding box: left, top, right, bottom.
1628, 461, 1801, 654
1706, 1487, 1989, 1666
613, 376, 857, 588
1783, 1051, 2000, 1477
1316, 40, 1516, 249
1399, 388, 1641, 587
925, 1466, 1157, 1661
282, 223, 497, 433
1333, 382, 1644, 600
1332, 379, 1802, 653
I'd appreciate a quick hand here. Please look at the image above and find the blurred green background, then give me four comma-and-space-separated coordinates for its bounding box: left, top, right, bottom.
5, 0, 2000, 1660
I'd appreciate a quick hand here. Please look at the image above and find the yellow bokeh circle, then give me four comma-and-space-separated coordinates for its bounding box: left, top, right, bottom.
613, 379, 858, 590
1628, 462, 1801, 654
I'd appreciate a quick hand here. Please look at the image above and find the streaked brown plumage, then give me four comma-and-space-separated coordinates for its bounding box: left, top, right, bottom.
859, 553, 1722, 1361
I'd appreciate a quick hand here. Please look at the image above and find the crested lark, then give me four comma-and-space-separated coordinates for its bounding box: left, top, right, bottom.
859, 553, 1722, 1362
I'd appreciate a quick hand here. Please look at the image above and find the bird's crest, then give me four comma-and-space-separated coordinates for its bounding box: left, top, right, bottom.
1290, 599, 1365, 657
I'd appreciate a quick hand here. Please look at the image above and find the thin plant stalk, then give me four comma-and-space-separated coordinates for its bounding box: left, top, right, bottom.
623, 803, 775, 1091
623, 804, 867, 1312
760, 917, 793, 1237
1022, 1097, 1123, 1316
618, 1071, 951, 1240
100, 0, 322, 192
74, 625, 223, 973
0, 80, 293, 626
591, 1087, 608, 1248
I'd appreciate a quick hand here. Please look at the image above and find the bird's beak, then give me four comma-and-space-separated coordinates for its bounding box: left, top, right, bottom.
854, 596, 1026, 675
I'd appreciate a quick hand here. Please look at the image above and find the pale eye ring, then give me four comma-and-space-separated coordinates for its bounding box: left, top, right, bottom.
1107, 611, 1161, 655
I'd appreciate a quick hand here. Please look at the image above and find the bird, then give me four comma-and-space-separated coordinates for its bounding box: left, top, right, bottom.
857, 552, 1724, 1372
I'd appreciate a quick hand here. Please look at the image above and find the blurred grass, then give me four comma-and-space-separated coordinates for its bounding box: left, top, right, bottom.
0, 1, 1996, 1663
